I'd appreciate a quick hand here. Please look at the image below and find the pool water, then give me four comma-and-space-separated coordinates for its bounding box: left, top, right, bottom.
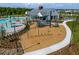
0, 17, 26, 31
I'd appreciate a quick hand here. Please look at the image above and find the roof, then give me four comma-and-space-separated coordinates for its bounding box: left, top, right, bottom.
27, 9, 59, 17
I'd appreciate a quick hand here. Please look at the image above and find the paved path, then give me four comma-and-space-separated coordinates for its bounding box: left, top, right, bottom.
24, 20, 72, 55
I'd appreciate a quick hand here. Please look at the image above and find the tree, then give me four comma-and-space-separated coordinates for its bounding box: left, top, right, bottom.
0, 7, 32, 16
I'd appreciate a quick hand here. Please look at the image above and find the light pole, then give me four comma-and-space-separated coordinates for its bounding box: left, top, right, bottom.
0, 24, 5, 40
25, 11, 30, 39
37, 17, 40, 37
50, 10, 52, 28
9, 15, 12, 27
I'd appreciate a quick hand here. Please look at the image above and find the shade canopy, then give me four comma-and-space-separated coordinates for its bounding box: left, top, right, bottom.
37, 12, 43, 17
25, 11, 27, 15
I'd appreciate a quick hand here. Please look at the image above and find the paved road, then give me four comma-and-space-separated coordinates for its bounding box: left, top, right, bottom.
24, 20, 72, 55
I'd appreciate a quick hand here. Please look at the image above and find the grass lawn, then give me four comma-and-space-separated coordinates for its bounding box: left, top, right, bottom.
67, 21, 79, 49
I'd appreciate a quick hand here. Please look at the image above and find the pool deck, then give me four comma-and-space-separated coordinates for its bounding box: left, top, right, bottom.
5, 25, 25, 35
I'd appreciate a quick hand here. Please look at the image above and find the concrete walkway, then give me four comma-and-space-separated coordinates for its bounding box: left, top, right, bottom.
24, 20, 72, 55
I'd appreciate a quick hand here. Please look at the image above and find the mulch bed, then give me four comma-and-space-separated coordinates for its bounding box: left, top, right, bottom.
0, 41, 24, 55
0, 34, 24, 55
48, 43, 79, 55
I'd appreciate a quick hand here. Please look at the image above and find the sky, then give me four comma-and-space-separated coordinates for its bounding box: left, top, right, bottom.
0, 3, 79, 9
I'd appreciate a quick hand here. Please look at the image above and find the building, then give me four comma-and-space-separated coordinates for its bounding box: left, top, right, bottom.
26, 6, 59, 27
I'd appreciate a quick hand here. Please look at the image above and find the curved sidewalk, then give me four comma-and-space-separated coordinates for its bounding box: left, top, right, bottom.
24, 20, 72, 55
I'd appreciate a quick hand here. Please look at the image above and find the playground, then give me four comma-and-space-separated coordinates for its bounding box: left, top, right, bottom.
20, 22, 66, 52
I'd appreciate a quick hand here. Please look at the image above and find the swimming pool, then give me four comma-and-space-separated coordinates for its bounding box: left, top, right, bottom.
0, 17, 26, 35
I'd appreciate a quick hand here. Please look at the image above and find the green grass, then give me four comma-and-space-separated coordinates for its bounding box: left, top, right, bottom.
67, 21, 79, 50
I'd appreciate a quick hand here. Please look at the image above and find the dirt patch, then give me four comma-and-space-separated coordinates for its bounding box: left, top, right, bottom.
20, 23, 66, 53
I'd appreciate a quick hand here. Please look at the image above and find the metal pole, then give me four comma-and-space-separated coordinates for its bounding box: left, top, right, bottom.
1, 24, 5, 39
37, 18, 40, 37
10, 15, 12, 27
14, 23, 16, 34
50, 10, 52, 28
26, 17, 29, 39
27, 21, 29, 39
